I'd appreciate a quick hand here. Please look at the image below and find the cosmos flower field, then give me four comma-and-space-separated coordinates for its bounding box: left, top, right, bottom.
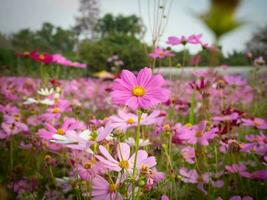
0, 35, 267, 200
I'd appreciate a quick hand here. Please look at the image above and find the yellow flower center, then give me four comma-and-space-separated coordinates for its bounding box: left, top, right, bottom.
197, 176, 204, 183
127, 118, 135, 124
57, 128, 65, 135
163, 124, 171, 131
83, 162, 93, 169
159, 51, 165, 56
119, 160, 129, 169
185, 123, 192, 128
254, 120, 261, 127
140, 164, 151, 175
132, 86, 145, 97
109, 184, 117, 193
39, 54, 45, 60
52, 107, 61, 113
195, 131, 203, 138
14, 114, 20, 121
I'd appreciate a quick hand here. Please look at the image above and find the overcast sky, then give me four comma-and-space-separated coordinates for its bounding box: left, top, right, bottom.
0, 0, 267, 54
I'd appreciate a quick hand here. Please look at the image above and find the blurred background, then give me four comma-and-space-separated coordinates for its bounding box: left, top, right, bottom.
0, 0, 267, 75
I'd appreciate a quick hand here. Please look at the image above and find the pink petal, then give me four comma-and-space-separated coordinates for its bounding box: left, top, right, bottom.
117, 143, 130, 161
136, 67, 152, 87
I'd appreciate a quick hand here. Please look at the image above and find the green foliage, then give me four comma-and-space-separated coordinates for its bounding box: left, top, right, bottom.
246, 25, 267, 61
223, 50, 250, 66
11, 23, 76, 54
95, 13, 144, 38
79, 34, 149, 72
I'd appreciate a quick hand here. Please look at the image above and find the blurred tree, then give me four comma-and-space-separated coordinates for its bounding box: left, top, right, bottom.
74, 0, 100, 39
246, 25, 267, 61
79, 34, 149, 72
11, 29, 36, 51
11, 23, 76, 54
223, 50, 249, 66
95, 14, 144, 38
0, 33, 13, 49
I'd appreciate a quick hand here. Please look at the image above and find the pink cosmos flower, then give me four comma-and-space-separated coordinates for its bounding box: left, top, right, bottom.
149, 47, 174, 59
96, 143, 156, 174
179, 121, 217, 146
145, 169, 165, 190
111, 67, 170, 110
250, 169, 267, 180
179, 167, 209, 194
181, 146, 195, 164
187, 34, 203, 44
166, 34, 203, 46
38, 117, 86, 140
161, 195, 169, 200
90, 175, 123, 200
0, 112, 28, 139
172, 123, 191, 144
75, 155, 105, 181
225, 163, 251, 178
166, 36, 180, 45
50, 125, 113, 152
108, 110, 164, 132
242, 118, 267, 130
229, 196, 253, 200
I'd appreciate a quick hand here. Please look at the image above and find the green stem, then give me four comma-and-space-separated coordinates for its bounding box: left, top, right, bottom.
132, 109, 142, 200
10, 138, 13, 170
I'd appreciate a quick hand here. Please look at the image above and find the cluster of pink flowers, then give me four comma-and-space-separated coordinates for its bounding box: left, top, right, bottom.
16, 51, 86, 68
0, 63, 266, 199
149, 34, 210, 60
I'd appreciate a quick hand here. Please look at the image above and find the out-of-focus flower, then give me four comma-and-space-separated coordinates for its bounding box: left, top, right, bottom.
181, 146, 195, 164
149, 47, 174, 59
253, 56, 265, 66
242, 118, 267, 130
37, 88, 54, 96
179, 121, 217, 146
229, 195, 253, 200
90, 175, 123, 200
161, 194, 169, 200
225, 163, 251, 178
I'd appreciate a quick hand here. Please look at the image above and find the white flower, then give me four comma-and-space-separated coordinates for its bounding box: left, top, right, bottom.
23, 98, 38, 105
125, 137, 150, 147
37, 88, 54, 96
39, 99, 55, 105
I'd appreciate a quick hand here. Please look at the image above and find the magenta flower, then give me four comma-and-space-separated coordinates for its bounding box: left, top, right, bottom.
38, 117, 86, 140
179, 121, 217, 146
225, 163, 251, 178
181, 146, 195, 164
75, 156, 105, 181
161, 195, 169, 200
111, 67, 170, 109
250, 169, 267, 180
229, 196, 253, 200
149, 47, 174, 59
242, 118, 267, 130
90, 175, 123, 200
179, 167, 209, 194
166, 36, 180, 45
